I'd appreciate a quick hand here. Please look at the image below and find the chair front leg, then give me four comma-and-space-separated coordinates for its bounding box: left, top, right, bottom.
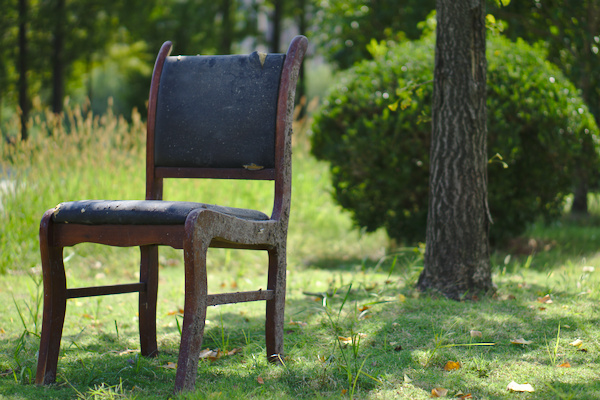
139, 245, 159, 357
265, 244, 286, 362
36, 213, 67, 385
174, 215, 209, 392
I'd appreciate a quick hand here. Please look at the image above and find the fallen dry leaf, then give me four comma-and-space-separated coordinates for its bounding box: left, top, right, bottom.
444, 361, 461, 371
431, 387, 448, 397
558, 361, 571, 368
470, 330, 483, 338
341, 389, 348, 395
338, 333, 367, 344
160, 362, 177, 369
0, 369, 13, 377
257, 376, 264, 384
199, 348, 216, 359
456, 393, 473, 399
569, 339, 583, 347
289, 319, 307, 327
511, 338, 533, 345
507, 381, 534, 392
227, 348, 242, 356
537, 294, 553, 304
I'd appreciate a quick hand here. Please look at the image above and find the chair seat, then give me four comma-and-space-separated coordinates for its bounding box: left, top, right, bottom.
52, 200, 269, 225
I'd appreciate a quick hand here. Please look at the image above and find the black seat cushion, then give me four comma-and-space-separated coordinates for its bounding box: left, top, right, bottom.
52, 200, 269, 225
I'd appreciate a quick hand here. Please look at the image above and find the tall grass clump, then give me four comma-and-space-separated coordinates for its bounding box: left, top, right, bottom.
0, 99, 145, 275
0, 97, 388, 276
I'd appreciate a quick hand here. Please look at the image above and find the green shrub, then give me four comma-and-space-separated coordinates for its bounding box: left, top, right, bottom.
311, 35, 600, 244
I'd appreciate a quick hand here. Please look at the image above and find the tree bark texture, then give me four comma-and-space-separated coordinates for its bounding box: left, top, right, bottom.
417, 0, 492, 299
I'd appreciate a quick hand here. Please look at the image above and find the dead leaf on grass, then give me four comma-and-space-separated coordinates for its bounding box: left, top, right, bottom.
444, 361, 461, 371
507, 381, 534, 392
257, 376, 265, 384
537, 294, 553, 304
431, 387, 448, 397
160, 362, 177, 369
569, 339, 583, 347
455, 393, 473, 399
558, 361, 571, 368
470, 330, 483, 338
338, 333, 367, 344
511, 338, 533, 345
289, 319, 307, 327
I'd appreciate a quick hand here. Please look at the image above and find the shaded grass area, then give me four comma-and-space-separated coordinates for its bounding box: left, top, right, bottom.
2, 219, 600, 399
1, 105, 600, 398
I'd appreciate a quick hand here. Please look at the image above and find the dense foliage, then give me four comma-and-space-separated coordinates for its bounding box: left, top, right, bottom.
311, 34, 600, 244
311, 0, 435, 69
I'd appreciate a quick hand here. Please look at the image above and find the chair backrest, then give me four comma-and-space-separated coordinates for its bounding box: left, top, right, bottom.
145, 36, 308, 221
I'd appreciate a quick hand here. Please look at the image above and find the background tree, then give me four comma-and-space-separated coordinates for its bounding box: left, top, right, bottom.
311, 0, 435, 69
491, 0, 600, 214
416, 0, 492, 299
18, 0, 29, 140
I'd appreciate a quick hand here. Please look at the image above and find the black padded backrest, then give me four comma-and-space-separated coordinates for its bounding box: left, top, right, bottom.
154, 51, 285, 169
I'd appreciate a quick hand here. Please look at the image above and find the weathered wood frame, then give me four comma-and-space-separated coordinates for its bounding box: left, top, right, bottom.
35, 35, 308, 392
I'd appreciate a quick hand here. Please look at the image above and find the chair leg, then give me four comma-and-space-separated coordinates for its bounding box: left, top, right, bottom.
265, 245, 286, 362
36, 213, 67, 385
174, 236, 209, 392
139, 245, 159, 357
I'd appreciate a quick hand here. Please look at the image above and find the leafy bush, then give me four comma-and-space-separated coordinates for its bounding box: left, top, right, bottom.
311, 35, 600, 244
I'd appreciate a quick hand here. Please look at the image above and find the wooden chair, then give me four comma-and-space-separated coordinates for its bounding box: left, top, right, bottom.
35, 35, 307, 392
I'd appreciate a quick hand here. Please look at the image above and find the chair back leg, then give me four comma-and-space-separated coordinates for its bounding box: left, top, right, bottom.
139, 245, 159, 357
36, 214, 68, 384
265, 245, 286, 361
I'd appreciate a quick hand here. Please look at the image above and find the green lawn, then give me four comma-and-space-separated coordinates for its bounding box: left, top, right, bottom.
1, 107, 599, 399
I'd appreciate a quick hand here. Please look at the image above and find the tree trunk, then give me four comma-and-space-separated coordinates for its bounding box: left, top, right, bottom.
294, 0, 306, 116
52, 0, 65, 114
417, 0, 492, 300
219, 0, 233, 54
572, 180, 589, 215
18, 0, 29, 140
571, 0, 599, 216
270, 0, 283, 53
